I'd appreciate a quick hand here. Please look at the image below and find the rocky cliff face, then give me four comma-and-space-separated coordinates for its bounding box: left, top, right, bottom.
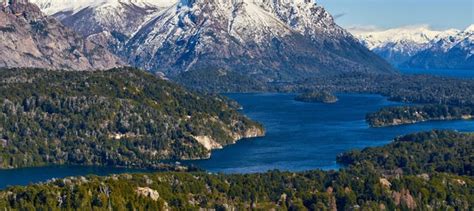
0, 0, 123, 70
30, 0, 176, 54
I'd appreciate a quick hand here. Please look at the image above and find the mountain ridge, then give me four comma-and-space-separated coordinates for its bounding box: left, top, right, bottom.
403, 26, 474, 69
353, 25, 474, 69
28, 0, 396, 82
124, 0, 395, 81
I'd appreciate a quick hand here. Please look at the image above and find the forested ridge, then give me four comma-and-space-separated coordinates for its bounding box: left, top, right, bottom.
0, 130, 472, 210
292, 73, 474, 106
177, 70, 474, 107
338, 130, 474, 176
0, 68, 263, 169
366, 105, 474, 127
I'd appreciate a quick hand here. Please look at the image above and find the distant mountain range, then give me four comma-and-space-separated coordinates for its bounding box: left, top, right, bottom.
27, 0, 394, 83
353, 25, 474, 70
0, 0, 123, 70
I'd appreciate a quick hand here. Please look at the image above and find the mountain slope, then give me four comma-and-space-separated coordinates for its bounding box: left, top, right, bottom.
30, 0, 178, 53
0, 0, 123, 70
125, 0, 395, 81
404, 25, 474, 69
28, 0, 395, 83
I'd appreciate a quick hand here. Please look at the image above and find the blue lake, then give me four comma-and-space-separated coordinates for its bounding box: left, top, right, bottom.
1, 93, 474, 189
0, 166, 152, 189
399, 68, 474, 79
186, 93, 474, 173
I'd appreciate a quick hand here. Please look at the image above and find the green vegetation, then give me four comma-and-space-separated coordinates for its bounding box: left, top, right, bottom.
366, 105, 474, 127
0, 67, 263, 169
176, 70, 474, 108
174, 68, 268, 93
292, 73, 474, 107
337, 130, 474, 176
295, 91, 338, 103
0, 130, 472, 210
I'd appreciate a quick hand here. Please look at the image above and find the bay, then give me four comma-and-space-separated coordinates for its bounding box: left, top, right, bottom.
186, 93, 474, 173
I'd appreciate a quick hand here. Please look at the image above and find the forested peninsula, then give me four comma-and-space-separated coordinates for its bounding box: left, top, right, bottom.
0, 68, 264, 169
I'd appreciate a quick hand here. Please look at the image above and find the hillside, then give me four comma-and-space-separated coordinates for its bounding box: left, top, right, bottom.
0, 67, 264, 169
0, 131, 472, 210
338, 130, 474, 176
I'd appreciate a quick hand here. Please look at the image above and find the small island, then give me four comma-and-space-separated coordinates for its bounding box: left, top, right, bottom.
295, 91, 338, 104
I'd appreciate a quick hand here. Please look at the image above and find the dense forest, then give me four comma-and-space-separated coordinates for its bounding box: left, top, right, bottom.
0, 130, 472, 210
366, 105, 474, 127
174, 68, 269, 93
294, 91, 338, 104
291, 73, 474, 106
0, 68, 263, 169
176, 70, 474, 107
338, 130, 474, 176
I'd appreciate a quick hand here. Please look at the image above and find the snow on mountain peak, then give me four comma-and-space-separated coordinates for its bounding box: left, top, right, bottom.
29, 0, 178, 15
353, 24, 473, 68
465, 24, 474, 33
351, 25, 459, 50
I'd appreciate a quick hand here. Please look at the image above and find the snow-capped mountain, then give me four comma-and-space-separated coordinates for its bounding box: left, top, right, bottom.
28, 0, 394, 81
353, 25, 474, 69
29, 0, 178, 53
124, 0, 393, 81
0, 0, 123, 70
352, 26, 460, 65
404, 25, 474, 69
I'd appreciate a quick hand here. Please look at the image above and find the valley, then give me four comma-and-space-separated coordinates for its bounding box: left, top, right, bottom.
0, 0, 472, 210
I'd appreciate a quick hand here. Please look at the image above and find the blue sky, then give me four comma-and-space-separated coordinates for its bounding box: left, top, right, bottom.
316, 0, 474, 30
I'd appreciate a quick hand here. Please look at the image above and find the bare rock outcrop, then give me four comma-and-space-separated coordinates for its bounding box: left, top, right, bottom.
135, 187, 160, 201
0, 0, 123, 70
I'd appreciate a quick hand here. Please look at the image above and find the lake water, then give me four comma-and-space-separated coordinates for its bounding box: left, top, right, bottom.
186, 93, 474, 173
0, 166, 152, 189
1, 93, 474, 189
399, 68, 474, 79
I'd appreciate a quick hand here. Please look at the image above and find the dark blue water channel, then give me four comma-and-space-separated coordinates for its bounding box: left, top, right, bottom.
399, 68, 474, 79
186, 93, 474, 173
